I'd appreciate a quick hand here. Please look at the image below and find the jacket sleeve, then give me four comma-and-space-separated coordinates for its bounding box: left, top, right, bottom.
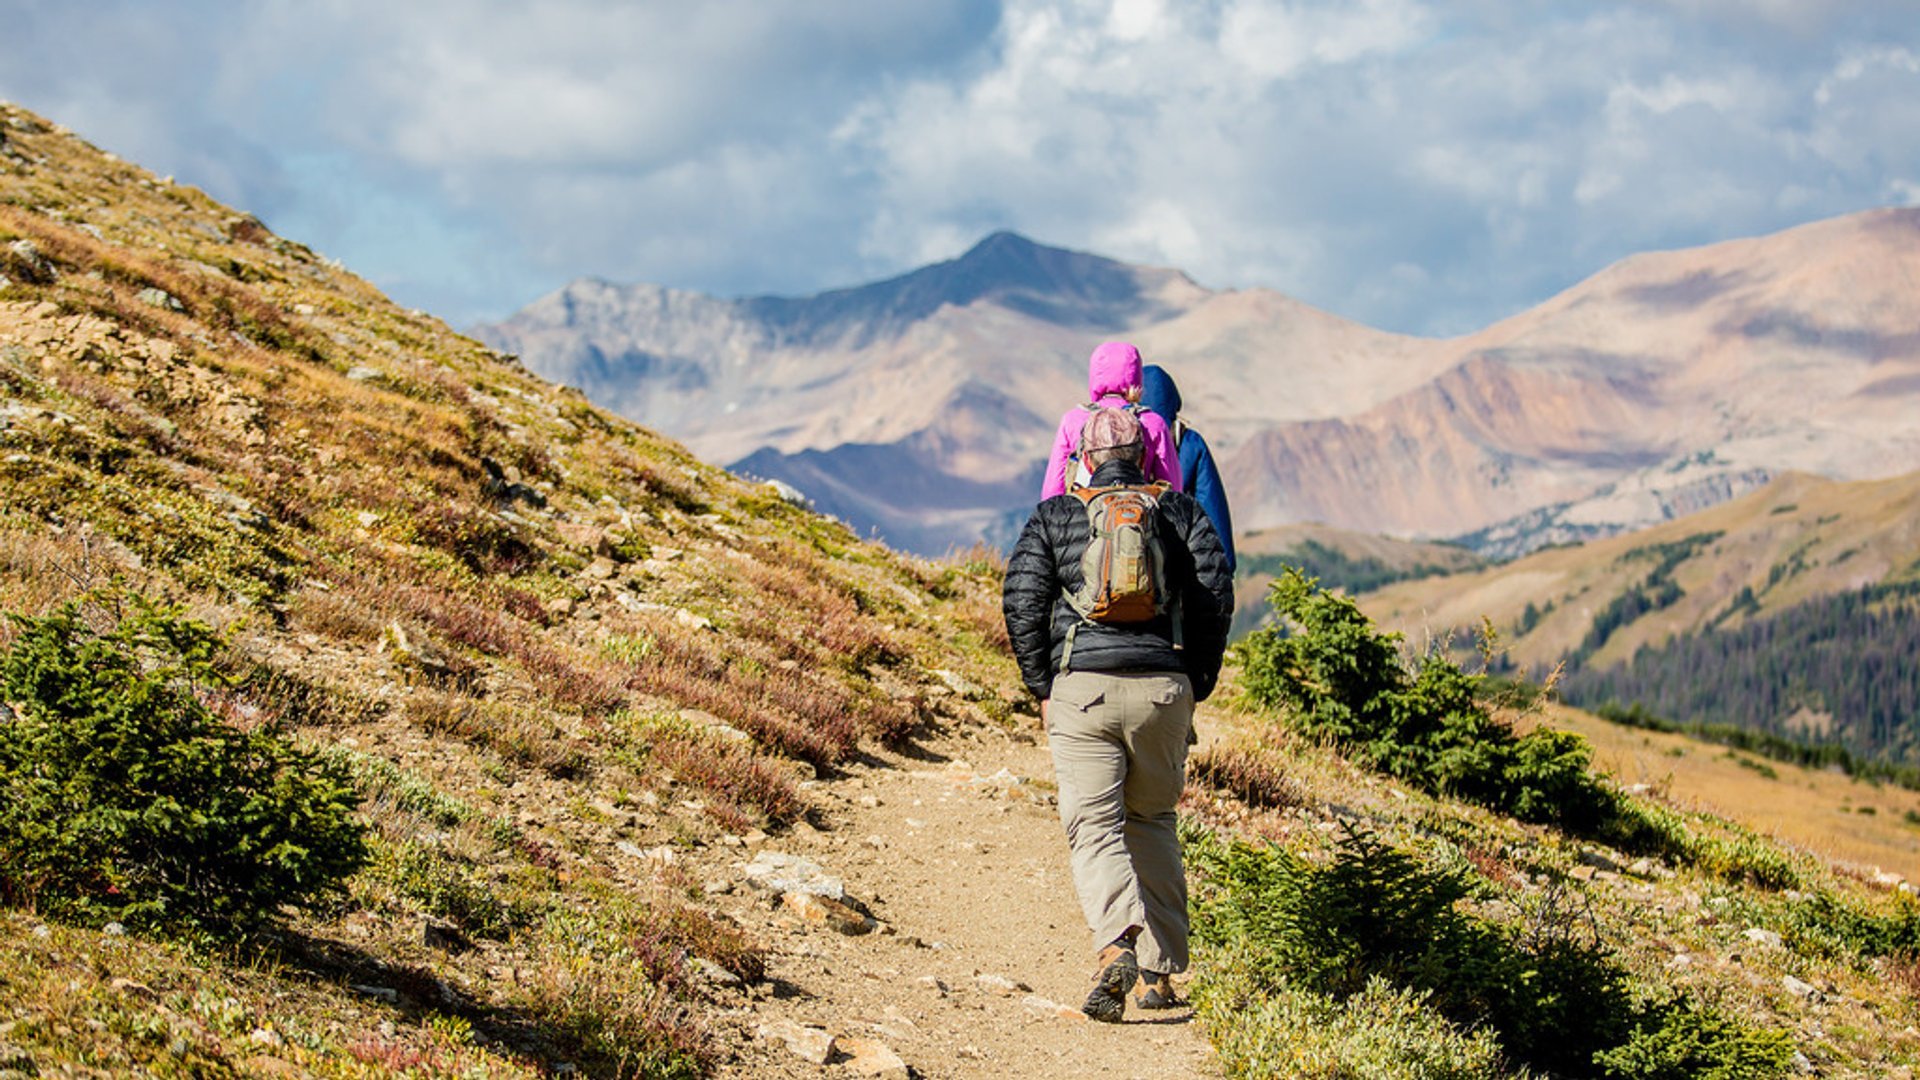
1174, 501, 1235, 702
1185, 431, 1236, 573
1001, 506, 1062, 700
1040, 411, 1079, 499
1140, 412, 1185, 492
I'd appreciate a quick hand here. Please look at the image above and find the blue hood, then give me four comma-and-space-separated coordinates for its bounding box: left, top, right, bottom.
1140, 364, 1181, 425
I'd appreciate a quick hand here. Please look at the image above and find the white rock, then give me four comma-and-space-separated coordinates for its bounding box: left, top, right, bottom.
1021, 994, 1087, 1022
757, 1020, 835, 1064
744, 852, 846, 900
974, 973, 1030, 996
1743, 927, 1784, 949
838, 1036, 909, 1078
1782, 975, 1818, 998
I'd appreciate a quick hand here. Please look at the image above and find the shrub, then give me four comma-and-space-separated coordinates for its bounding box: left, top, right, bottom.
1189, 827, 1791, 1079
1235, 571, 1801, 888
1236, 569, 1618, 834
1193, 960, 1508, 1080
0, 596, 367, 933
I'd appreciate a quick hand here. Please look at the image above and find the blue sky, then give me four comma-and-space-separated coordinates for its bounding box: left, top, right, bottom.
2, 0, 1916, 335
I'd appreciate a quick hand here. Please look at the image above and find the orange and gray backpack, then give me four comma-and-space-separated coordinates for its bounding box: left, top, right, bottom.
1060, 480, 1181, 669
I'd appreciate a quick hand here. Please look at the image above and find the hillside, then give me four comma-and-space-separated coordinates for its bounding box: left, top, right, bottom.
1362, 469, 1920, 760
7, 100, 1920, 1080
0, 100, 1147, 1077
1229, 522, 1486, 638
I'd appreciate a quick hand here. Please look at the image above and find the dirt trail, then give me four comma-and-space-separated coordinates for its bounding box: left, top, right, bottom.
707, 700, 1229, 1079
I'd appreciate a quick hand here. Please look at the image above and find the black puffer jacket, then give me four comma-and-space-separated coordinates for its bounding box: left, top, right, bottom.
1002, 459, 1235, 702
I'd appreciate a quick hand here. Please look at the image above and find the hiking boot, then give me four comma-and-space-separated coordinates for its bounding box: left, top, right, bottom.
1082, 942, 1138, 1023
1133, 970, 1182, 1010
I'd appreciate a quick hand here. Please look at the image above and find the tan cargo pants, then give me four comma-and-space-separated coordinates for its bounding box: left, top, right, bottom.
1046, 668, 1193, 975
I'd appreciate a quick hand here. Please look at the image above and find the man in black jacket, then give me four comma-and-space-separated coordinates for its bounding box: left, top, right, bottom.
1001, 406, 1234, 1022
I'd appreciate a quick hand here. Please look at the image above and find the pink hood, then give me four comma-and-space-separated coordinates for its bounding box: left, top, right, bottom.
1039, 341, 1183, 498
1086, 341, 1143, 400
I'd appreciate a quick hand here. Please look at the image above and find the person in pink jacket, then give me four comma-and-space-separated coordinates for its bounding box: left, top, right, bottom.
1041, 341, 1183, 498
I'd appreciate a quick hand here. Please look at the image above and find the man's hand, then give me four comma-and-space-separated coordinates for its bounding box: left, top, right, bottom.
1040, 699, 1050, 724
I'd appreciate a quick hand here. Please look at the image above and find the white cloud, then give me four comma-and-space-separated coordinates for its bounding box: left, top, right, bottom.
1, 0, 1917, 335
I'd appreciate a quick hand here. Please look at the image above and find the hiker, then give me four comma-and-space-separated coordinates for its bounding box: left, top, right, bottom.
1139, 364, 1236, 572
1001, 406, 1233, 1022
1041, 341, 1182, 498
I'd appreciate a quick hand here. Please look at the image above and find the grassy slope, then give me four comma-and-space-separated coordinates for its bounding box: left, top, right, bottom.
1188, 669, 1920, 1078
1531, 701, 1920, 884
0, 101, 1022, 1076
1363, 469, 1920, 669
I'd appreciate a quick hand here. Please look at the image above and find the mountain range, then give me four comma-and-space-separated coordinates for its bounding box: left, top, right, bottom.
477, 210, 1920, 558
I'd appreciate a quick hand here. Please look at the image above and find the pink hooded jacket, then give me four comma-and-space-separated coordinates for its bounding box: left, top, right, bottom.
1040, 341, 1183, 498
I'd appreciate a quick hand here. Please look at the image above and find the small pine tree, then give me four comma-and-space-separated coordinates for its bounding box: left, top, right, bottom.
0, 594, 368, 933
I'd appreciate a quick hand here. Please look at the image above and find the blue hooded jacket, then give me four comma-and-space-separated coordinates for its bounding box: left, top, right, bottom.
1140, 365, 1236, 572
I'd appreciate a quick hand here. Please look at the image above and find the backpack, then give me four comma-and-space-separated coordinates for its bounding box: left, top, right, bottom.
1060, 481, 1181, 670
1067, 401, 1150, 492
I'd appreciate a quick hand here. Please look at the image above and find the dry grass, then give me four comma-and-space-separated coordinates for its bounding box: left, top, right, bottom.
613, 712, 806, 831
1529, 701, 1920, 880
1189, 743, 1304, 809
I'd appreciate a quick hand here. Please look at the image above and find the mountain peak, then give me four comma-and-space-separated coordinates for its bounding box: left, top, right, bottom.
737, 230, 1193, 346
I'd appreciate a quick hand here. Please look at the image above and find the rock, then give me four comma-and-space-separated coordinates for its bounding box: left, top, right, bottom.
102, 921, 125, 936
1022, 994, 1088, 1022
351, 984, 400, 1003
931, 668, 984, 699
691, 957, 742, 986
1570, 865, 1597, 881
423, 919, 469, 953
1782, 975, 1819, 999
744, 852, 846, 901
345, 365, 382, 382
480, 456, 546, 507
1743, 927, 1784, 949
4, 239, 57, 285
136, 287, 184, 312
784, 891, 877, 935
838, 1036, 909, 1078
674, 609, 714, 632
109, 977, 157, 999
1578, 849, 1624, 873
916, 975, 949, 995
763, 479, 811, 508
249, 1027, 285, 1047
757, 1020, 835, 1064
974, 973, 1031, 996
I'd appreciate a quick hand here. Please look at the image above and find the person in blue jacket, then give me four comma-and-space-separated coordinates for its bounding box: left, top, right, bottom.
1138, 365, 1236, 573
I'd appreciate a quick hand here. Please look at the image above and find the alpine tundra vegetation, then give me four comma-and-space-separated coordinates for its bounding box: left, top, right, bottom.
1, 100, 1919, 1078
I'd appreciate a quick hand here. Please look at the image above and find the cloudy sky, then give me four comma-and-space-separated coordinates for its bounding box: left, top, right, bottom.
3, 0, 1916, 335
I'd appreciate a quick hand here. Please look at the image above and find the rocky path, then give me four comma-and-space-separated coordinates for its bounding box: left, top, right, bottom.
703, 704, 1226, 1079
